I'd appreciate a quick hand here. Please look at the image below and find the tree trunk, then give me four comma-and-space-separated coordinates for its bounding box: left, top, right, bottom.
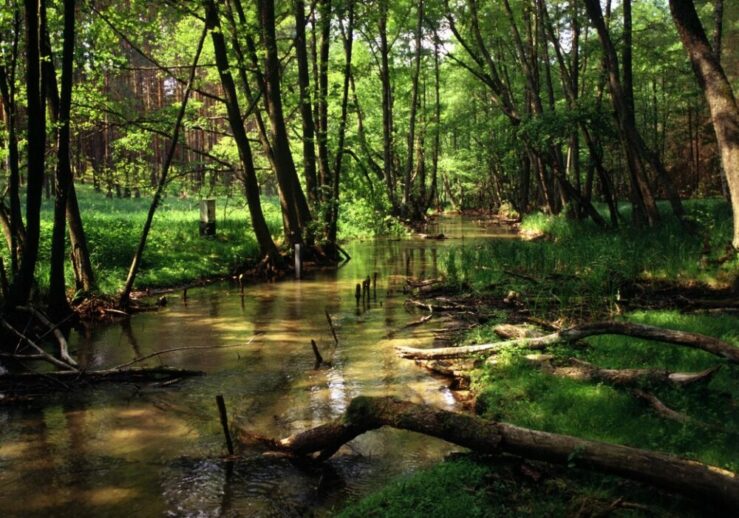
243, 396, 739, 509
316, 0, 332, 204
294, 0, 319, 207
47, 0, 76, 315
669, 0, 739, 249
0, 6, 24, 275
402, 0, 424, 215
397, 321, 739, 363
203, 0, 281, 265
8, 0, 45, 308
379, 0, 398, 213
327, 0, 354, 246
257, 0, 312, 247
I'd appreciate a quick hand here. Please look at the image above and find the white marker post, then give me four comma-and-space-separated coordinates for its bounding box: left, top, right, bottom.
295, 243, 302, 279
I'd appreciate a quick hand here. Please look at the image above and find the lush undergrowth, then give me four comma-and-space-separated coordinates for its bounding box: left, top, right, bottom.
439, 199, 737, 319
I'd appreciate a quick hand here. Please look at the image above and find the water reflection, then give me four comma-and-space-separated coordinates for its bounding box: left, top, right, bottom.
0, 216, 514, 516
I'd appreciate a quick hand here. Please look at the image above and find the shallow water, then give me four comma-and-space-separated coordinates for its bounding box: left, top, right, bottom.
0, 216, 515, 517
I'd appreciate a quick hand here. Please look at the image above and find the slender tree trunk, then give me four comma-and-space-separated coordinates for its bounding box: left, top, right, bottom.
48, 0, 76, 314
8, 0, 45, 308
669, 0, 739, 249
584, 0, 662, 226
257, 0, 312, 246
403, 0, 424, 216
427, 39, 441, 212
379, 0, 398, 213
294, 0, 319, 207
119, 24, 208, 308
316, 0, 331, 202
327, 0, 354, 246
0, 6, 23, 276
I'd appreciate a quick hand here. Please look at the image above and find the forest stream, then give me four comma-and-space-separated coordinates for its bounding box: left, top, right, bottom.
0, 216, 516, 517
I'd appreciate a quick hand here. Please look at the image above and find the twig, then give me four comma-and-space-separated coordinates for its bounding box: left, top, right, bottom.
325, 310, 339, 345
111, 338, 257, 370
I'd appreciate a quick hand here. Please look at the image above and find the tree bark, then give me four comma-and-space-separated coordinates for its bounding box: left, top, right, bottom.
402, 0, 424, 215
294, 0, 319, 207
669, 0, 739, 250
0, 6, 24, 275
242, 396, 739, 509
47, 0, 76, 314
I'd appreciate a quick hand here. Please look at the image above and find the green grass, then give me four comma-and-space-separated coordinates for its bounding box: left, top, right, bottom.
436, 199, 737, 318
28, 186, 284, 294
338, 454, 705, 517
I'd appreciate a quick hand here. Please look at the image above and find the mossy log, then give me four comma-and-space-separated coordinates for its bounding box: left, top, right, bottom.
396, 321, 739, 363
240, 396, 739, 509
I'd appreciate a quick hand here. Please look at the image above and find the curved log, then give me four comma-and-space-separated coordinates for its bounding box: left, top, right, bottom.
550, 359, 721, 387
396, 321, 739, 363
240, 396, 739, 509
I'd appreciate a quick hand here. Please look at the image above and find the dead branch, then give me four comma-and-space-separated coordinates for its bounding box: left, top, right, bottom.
397, 321, 739, 363
238, 396, 739, 509
17, 306, 77, 366
631, 389, 694, 425
0, 318, 78, 371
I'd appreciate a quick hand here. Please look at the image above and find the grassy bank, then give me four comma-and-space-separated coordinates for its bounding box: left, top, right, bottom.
438, 199, 737, 319
3, 186, 405, 296
339, 200, 738, 516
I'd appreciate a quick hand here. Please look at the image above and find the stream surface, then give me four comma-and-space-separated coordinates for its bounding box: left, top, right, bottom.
0, 216, 515, 517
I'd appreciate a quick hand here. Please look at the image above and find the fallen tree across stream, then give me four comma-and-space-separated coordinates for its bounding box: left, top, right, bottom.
396, 321, 739, 363
239, 396, 739, 509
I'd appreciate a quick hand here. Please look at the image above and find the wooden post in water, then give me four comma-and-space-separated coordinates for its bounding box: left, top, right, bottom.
238, 273, 245, 296
295, 244, 302, 279
355, 283, 361, 304
200, 199, 216, 237
325, 310, 339, 345
215, 394, 234, 455
373, 272, 378, 300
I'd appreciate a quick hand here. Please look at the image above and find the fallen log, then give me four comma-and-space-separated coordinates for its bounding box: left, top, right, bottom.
631, 389, 694, 425
396, 321, 739, 363
239, 396, 739, 509
548, 359, 720, 387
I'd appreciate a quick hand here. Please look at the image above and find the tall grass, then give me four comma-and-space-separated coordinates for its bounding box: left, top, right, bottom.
436, 199, 737, 318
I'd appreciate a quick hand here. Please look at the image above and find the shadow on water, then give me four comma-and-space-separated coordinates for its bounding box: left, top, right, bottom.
0, 216, 515, 517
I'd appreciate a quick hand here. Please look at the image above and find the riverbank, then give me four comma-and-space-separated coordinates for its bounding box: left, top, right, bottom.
338, 200, 738, 516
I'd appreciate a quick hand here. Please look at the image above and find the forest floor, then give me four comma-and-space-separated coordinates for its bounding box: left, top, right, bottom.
338, 199, 738, 517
